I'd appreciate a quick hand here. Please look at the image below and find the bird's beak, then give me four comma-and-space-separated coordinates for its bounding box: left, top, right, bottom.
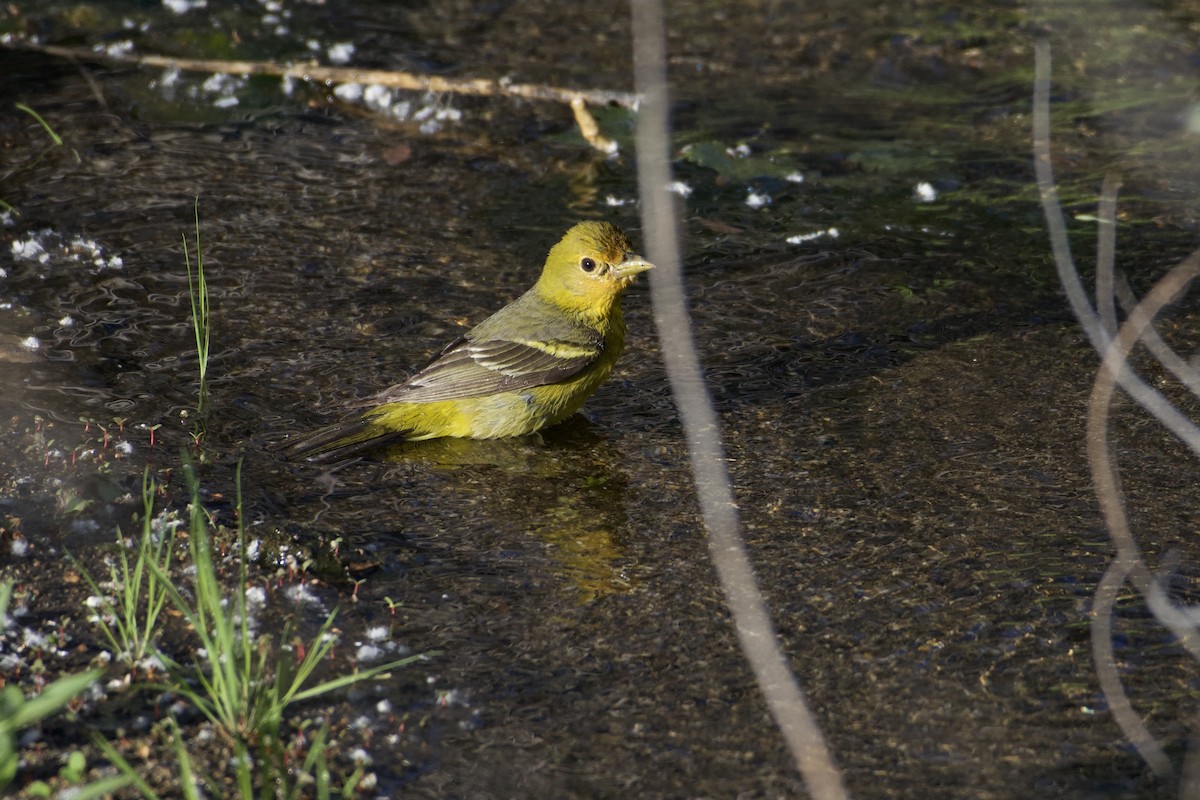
613, 255, 655, 285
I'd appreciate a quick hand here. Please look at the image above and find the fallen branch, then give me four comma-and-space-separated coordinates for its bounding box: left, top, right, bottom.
8, 41, 641, 110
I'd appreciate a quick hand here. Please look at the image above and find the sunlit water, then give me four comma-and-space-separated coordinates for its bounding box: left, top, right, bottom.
4, 0, 1200, 797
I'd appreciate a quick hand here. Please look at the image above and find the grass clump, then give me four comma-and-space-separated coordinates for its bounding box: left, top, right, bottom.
43, 455, 415, 796
132, 459, 418, 795
75, 469, 177, 670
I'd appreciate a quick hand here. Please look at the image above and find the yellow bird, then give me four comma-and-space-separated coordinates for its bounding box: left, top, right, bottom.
279, 221, 654, 460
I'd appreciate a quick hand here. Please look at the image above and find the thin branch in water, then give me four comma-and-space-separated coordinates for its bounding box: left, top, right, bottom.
8, 40, 633, 155
1033, 40, 1200, 458
1181, 709, 1200, 799
1087, 251, 1200, 641
1096, 176, 1121, 338
1032, 42, 1095, 346
1144, 571, 1200, 663
570, 97, 618, 156
1094, 179, 1200, 395
1115, 275, 1200, 396
1037, 38, 1200, 780
4, 40, 639, 109
630, 2, 848, 798
1085, 254, 1200, 778
1090, 555, 1170, 776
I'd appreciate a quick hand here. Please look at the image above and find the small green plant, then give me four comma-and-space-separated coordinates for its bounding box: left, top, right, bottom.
74, 469, 176, 668
14, 104, 64, 148
292, 721, 364, 800
25, 762, 129, 800
147, 459, 418, 792
94, 718, 201, 800
2, 104, 80, 214
23, 748, 130, 799
183, 198, 210, 414
99, 716, 357, 800
0, 582, 105, 792
59, 749, 87, 784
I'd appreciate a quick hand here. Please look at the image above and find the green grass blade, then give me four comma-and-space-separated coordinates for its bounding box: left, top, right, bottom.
14, 103, 63, 146
164, 718, 204, 800
288, 653, 424, 705
56, 774, 134, 800
0, 582, 11, 627
92, 735, 159, 800
183, 198, 210, 413
4, 669, 99, 730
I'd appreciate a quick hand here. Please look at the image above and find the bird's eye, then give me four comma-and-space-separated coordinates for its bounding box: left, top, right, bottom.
580, 257, 597, 273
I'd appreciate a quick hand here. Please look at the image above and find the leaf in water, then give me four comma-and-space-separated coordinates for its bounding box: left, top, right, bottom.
680, 140, 800, 182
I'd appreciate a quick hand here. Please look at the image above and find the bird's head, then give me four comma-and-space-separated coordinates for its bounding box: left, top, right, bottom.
534, 221, 654, 321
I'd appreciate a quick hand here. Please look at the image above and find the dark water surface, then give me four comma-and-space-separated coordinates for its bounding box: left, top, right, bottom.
4, 0, 1200, 797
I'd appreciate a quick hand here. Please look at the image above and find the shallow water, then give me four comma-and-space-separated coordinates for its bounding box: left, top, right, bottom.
4, 0, 1200, 797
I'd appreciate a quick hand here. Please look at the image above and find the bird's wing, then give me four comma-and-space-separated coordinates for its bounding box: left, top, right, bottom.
366, 330, 604, 405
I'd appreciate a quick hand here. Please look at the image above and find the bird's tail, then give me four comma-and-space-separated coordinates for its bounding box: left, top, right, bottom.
272, 414, 410, 462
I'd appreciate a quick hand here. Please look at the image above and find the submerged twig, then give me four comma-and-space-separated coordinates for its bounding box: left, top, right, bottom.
1033, 41, 1200, 456
570, 97, 618, 156
631, 2, 848, 799
1090, 555, 1170, 775
1183, 709, 1200, 799
1087, 251, 1200, 644
1098, 179, 1200, 396
6, 41, 640, 110
1115, 274, 1200, 396
1095, 177, 1121, 338
1035, 38, 1200, 780
7, 40, 636, 154
1085, 253, 1200, 778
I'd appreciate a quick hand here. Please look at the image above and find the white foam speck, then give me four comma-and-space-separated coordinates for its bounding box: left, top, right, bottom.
363, 84, 393, 111
745, 191, 770, 209
11, 236, 45, 261
334, 83, 363, 102
786, 228, 840, 245
356, 644, 383, 662
327, 42, 355, 65
163, 0, 207, 12
103, 40, 135, 57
